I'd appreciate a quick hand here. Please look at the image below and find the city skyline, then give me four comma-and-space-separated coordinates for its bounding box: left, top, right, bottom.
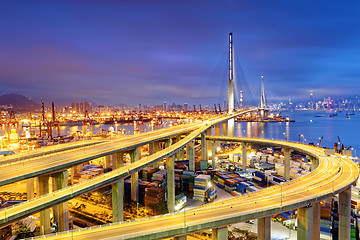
0, 1, 359, 106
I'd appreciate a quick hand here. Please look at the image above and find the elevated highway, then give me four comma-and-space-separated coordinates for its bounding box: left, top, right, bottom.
0, 139, 108, 166
21, 136, 358, 240
0, 110, 254, 226
0, 110, 357, 239
0, 111, 251, 187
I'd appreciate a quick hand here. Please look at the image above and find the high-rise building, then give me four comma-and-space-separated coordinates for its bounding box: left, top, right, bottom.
80, 103, 84, 114
308, 92, 314, 110
88, 102, 92, 113
75, 103, 80, 113
84, 102, 90, 113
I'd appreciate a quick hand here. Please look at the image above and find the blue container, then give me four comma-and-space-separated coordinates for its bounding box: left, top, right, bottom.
216, 183, 224, 189
320, 227, 331, 233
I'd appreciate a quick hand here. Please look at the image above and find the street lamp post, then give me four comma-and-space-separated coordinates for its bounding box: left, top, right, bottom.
283, 132, 287, 141
299, 134, 305, 144
136, 202, 139, 217
183, 205, 187, 234
280, 184, 283, 207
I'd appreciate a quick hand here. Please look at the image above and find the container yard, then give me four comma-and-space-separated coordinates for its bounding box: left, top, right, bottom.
1, 139, 360, 239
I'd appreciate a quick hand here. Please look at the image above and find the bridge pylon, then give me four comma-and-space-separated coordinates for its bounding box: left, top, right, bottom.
227, 33, 235, 136
260, 75, 267, 121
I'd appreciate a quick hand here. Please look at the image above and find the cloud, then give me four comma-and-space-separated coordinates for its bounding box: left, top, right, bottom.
0, 0, 359, 106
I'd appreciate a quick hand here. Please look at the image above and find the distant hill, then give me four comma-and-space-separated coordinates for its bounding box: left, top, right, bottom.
0, 93, 39, 111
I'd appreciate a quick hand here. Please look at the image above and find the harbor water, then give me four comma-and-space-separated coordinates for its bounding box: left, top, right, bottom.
1, 111, 359, 157
234, 110, 360, 157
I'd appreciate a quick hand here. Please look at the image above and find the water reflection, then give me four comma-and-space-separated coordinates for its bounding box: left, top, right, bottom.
234, 110, 360, 157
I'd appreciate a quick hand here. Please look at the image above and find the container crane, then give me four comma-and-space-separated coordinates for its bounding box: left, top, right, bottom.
49, 102, 60, 139
39, 99, 50, 138
83, 110, 93, 137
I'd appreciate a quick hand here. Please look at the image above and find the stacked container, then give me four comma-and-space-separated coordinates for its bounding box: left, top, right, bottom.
195, 160, 208, 171
138, 181, 152, 204
180, 171, 196, 198
205, 186, 217, 202
193, 174, 211, 201
152, 170, 167, 187
174, 169, 183, 195
141, 167, 158, 181
124, 178, 132, 202
144, 186, 165, 214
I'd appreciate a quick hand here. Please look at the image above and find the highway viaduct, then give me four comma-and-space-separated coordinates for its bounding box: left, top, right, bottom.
0, 110, 358, 240
0, 111, 250, 233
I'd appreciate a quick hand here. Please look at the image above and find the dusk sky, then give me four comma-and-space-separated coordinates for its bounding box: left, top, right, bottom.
0, 1, 359, 106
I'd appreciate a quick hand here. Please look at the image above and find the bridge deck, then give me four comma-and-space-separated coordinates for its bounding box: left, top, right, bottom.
24, 136, 358, 240
0, 109, 357, 240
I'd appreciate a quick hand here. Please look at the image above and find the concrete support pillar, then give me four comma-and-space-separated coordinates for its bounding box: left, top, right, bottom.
167, 155, 175, 213
112, 181, 124, 222
201, 133, 207, 161
283, 148, 292, 180
152, 141, 159, 168
176, 136, 181, 160
323, 197, 332, 206
71, 164, 82, 185
166, 139, 172, 148
211, 141, 216, 169
212, 226, 228, 240
149, 142, 154, 155
307, 155, 318, 170
227, 118, 235, 137
130, 148, 140, 202
26, 178, 34, 200
297, 206, 313, 240
105, 155, 112, 168
112, 151, 124, 222
257, 216, 271, 240
174, 235, 187, 240
113, 152, 124, 169
215, 124, 221, 149
154, 141, 159, 152
241, 143, 248, 171
71, 166, 76, 185
52, 171, 69, 232
35, 177, 39, 197
222, 122, 227, 136
39, 175, 51, 235
187, 141, 195, 171
179, 146, 184, 161
312, 202, 320, 240
206, 128, 212, 162
339, 187, 351, 240
176, 150, 180, 161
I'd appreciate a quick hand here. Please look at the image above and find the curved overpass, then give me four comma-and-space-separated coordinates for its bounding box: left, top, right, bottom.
0, 110, 255, 226
0, 111, 252, 187
0, 139, 109, 166
16, 138, 360, 239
